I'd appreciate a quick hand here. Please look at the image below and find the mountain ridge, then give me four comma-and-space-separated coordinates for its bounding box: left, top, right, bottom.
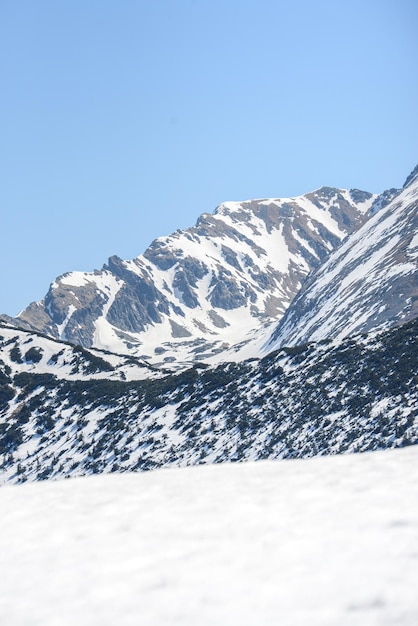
3, 185, 397, 368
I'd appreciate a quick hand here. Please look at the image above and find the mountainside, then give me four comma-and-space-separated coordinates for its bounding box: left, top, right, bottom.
1, 316, 417, 484
5, 187, 390, 368
2, 161, 417, 626
2, 446, 417, 626
267, 167, 418, 351
0, 322, 166, 383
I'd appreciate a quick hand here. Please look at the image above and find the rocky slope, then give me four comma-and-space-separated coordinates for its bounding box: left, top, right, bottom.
4, 187, 393, 368
267, 167, 418, 351
1, 316, 417, 484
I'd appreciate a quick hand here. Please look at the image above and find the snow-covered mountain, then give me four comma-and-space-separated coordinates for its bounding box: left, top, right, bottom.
2, 168, 417, 626
1, 446, 417, 626
1, 315, 416, 484
267, 167, 418, 351
1, 167, 417, 486
4, 187, 392, 368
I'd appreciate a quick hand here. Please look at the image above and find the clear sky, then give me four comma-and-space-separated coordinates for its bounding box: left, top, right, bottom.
1, 0, 417, 316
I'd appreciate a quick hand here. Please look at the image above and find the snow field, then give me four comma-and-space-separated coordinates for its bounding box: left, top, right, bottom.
0, 446, 417, 625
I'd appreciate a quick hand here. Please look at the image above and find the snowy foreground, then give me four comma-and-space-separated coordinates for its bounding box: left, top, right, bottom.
1, 447, 418, 626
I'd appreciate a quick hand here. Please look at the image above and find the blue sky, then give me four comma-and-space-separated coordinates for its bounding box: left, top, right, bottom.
1, 0, 417, 315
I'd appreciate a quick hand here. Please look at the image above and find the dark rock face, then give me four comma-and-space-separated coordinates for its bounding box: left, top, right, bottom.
403, 164, 418, 188
6, 304, 58, 339
208, 310, 229, 328
349, 189, 374, 204
102, 256, 173, 333
369, 188, 400, 216
307, 188, 368, 234
169, 320, 192, 338
172, 257, 208, 309
64, 304, 104, 347
107, 284, 163, 333
209, 269, 247, 310
221, 245, 242, 271
143, 243, 180, 270
45, 280, 107, 347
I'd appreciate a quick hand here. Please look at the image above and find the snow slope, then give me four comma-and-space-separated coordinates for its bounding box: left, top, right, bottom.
0, 446, 417, 626
267, 166, 418, 351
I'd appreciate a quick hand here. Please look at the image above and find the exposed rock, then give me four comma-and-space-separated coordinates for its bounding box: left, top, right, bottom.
169, 320, 192, 338
209, 269, 247, 310
208, 310, 229, 328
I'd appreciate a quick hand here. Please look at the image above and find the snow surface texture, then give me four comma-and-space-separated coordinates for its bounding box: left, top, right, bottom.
12, 187, 379, 368
268, 170, 418, 351
0, 446, 417, 626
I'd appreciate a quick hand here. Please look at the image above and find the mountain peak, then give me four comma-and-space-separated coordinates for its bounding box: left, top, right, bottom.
7, 185, 376, 368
